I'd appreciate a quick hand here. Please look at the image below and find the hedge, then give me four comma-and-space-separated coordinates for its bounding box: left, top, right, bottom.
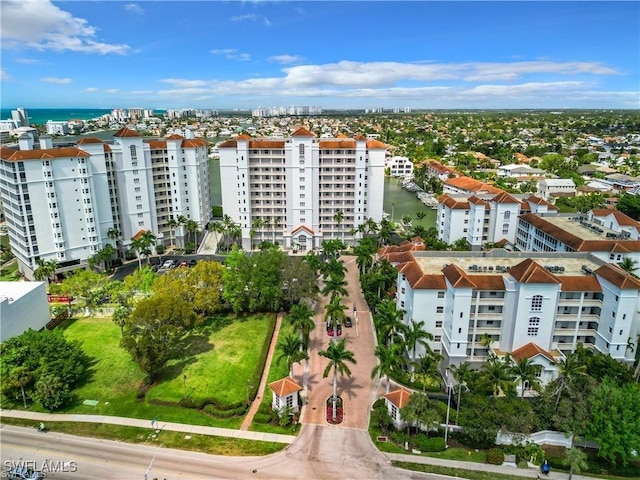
487, 447, 505, 465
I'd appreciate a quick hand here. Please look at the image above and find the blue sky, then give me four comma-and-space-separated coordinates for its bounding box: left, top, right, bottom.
1, 1, 639, 110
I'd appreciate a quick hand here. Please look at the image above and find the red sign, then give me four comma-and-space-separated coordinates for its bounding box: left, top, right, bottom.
48, 295, 71, 303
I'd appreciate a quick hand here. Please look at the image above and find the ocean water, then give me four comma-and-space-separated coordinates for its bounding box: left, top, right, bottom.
0, 108, 113, 126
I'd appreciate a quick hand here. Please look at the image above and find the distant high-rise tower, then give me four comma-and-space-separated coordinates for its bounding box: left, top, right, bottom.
11, 108, 29, 127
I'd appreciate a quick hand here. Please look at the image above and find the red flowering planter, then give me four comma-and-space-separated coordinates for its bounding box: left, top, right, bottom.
326, 323, 343, 337
326, 396, 343, 424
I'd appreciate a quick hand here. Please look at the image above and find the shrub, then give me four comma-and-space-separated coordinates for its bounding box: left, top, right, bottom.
155, 244, 165, 254
203, 404, 238, 418
487, 447, 505, 465
253, 413, 272, 424
414, 436, 446, 452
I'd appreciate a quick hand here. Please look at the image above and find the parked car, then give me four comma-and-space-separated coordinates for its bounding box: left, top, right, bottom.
344, 317, 353, 328
178, 260, 188, 268
188, 259, 197, 267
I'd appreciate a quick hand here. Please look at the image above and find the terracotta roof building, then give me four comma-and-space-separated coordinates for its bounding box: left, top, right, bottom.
378, 249, 639, 379
218, 133, 387, 250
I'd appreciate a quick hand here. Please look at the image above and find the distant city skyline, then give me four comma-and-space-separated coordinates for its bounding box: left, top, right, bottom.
1, 1, 639, 110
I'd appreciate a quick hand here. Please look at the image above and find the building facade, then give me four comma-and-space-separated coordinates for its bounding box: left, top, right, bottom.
380, 249, 640, 379
0, 128, 211, 279
218, 128, 386, 250
0, 281, 50, 341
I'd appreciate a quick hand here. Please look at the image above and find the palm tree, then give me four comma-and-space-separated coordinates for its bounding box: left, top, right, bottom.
252, 218, 265, 248
414, 351, 443, 392
185, 219, 200, 246
447, 362, 473, 425
400, 392, 441, 436
287, 303, 315, 347
166, 218, 178, 247
324, 296, 347, 337
554, 352, 587, 406
416, 211, 426, 222
483, 354, 514, 399
318, 338, 357, 421
276, 334, 308, 378
402, 320, 434, 381
371, 342, 404, 393
512, 357, 542, 399
272, 216, 281, 244
333, 210, 344, 243
140, 230, 156, 263
321, 274, 348, 299
618, 256, 638, 276
34, 259, 57, 288
479, 333, 493, 356
321, 257, 347, 280
107, 226, 121, 253
374, 299, 406, 347
130, 236, 145, 269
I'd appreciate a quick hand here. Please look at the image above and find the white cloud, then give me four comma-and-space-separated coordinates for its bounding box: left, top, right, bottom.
15, 58, 39, 64
1, 0, 132, 55
124, 4, 144, 15
268, 54, 304, 65
231, 14, 257, 22
0, 69, 9, 81
210, 48, 251, 61
161, 78, 208, 88
105, 89, 120, 94
83, 87, 99, 92
41, 77, 72, 84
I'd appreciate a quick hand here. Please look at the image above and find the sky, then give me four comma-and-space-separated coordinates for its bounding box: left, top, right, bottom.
1, 0, 639, 110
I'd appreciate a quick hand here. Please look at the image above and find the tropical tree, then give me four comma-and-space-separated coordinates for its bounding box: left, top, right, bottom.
554, 352, 587, 406
252, 218, 265, 247
185, 219, 200, 246
371, 342, 404, 392
402, 320, 434, 380
447, 362, 473, 425
33, 259, 57, 288
287, 303, 315, 347
276, 334, 308, 378
324, 296, 348, 337
374, 299, 406, 347
565, 447, 588, 480
483, 354, 514, 399
166, 218, 178, 247
321, 274, 348, 299
333, 210, 344, 243
318, 339, 357, 421
321, 257, 347, 280
413, 351, 443, 391
512, 357, 542, 399
400, 391, 441, 436
210, 221, 224, 251
130, 236, 145, 269
618, 256, 638, 276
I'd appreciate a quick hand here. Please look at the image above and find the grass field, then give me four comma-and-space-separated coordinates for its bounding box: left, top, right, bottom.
0, 258, 19, 281
39, 313, 275, 428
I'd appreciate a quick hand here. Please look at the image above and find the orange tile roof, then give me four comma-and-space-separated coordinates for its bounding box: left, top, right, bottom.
442, 264, 477, 288
383, 387, 412, 408
519, 213, 640, 252
166, 134, 183, 140
146, 140, 166, 149
250, 140, 286, 148
268, 377, 302, 397
438, 194, 470, 210
594, 263, 640, 289
471, 275, 506, 290
291, 224, 315, 235
354, 134, 366, 140
444, 176, 503, 195
560, 276, 602, 292
131, 229, 148, 241
236, 134, 252, 140
114, 127, 141, 138
77, 137, 104, 144
468, 195, 489, 207
509, 258, 561, 284
291, 127, 315, 137
526, 195, 558, 210
218, 139, 238, 148
492, 191, 520, 204
591, 209, 640, 228
511, 342, 556, 363
383, 252, 415, 264
366, 139, 387, 149
319, 140, 357, 149
0, 147, 90, 161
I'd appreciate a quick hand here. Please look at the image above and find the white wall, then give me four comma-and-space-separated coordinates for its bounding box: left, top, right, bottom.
0, 282, 50, 341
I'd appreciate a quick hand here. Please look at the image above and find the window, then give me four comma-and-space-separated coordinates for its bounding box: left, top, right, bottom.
435, 321, 442, 328
527, 317, 540, 336
434, 335, 442, 342
502, 223, 509, 235
503, 211, 511, 220
401, 287, 405, 294
531, 295, 543, 311
130, 145, 137, 160
299, 144, 305, 156
437, 291, 445, 298
436, 306, 444, 313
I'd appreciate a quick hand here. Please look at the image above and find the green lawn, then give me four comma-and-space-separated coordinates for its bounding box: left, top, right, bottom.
393, 462, 529, 480
0, 259, 19, 281
43, 313, 274, 428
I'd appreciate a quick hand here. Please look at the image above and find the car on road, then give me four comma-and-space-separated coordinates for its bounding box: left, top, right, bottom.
161, 259, 175, 269
6, 466, 45, 480
188, 259, 197, 267
178, 260, 188, 268
344, 317, 353, 328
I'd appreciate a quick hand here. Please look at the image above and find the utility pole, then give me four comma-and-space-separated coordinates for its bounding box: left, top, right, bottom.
444, 382, 452, 448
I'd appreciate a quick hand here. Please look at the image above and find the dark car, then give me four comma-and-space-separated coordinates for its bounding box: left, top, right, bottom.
344, 317, 353, 328
188, 259, 197, 267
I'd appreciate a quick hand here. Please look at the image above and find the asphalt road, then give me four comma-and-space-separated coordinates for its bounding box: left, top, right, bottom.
1, 425, 448, 480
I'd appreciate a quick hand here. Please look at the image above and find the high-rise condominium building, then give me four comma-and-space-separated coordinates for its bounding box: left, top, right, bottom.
0, 128, 210, 280
218, 128, 386, 250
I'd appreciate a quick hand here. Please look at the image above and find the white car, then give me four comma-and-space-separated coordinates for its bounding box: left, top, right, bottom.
161, 259, 175, 269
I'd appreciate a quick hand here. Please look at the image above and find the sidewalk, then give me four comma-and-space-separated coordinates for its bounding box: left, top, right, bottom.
0, 408, 296, 444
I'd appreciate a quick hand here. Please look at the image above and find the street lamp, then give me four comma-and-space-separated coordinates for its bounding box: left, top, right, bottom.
183, 374, 187, 398
444, 379, 452, 448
